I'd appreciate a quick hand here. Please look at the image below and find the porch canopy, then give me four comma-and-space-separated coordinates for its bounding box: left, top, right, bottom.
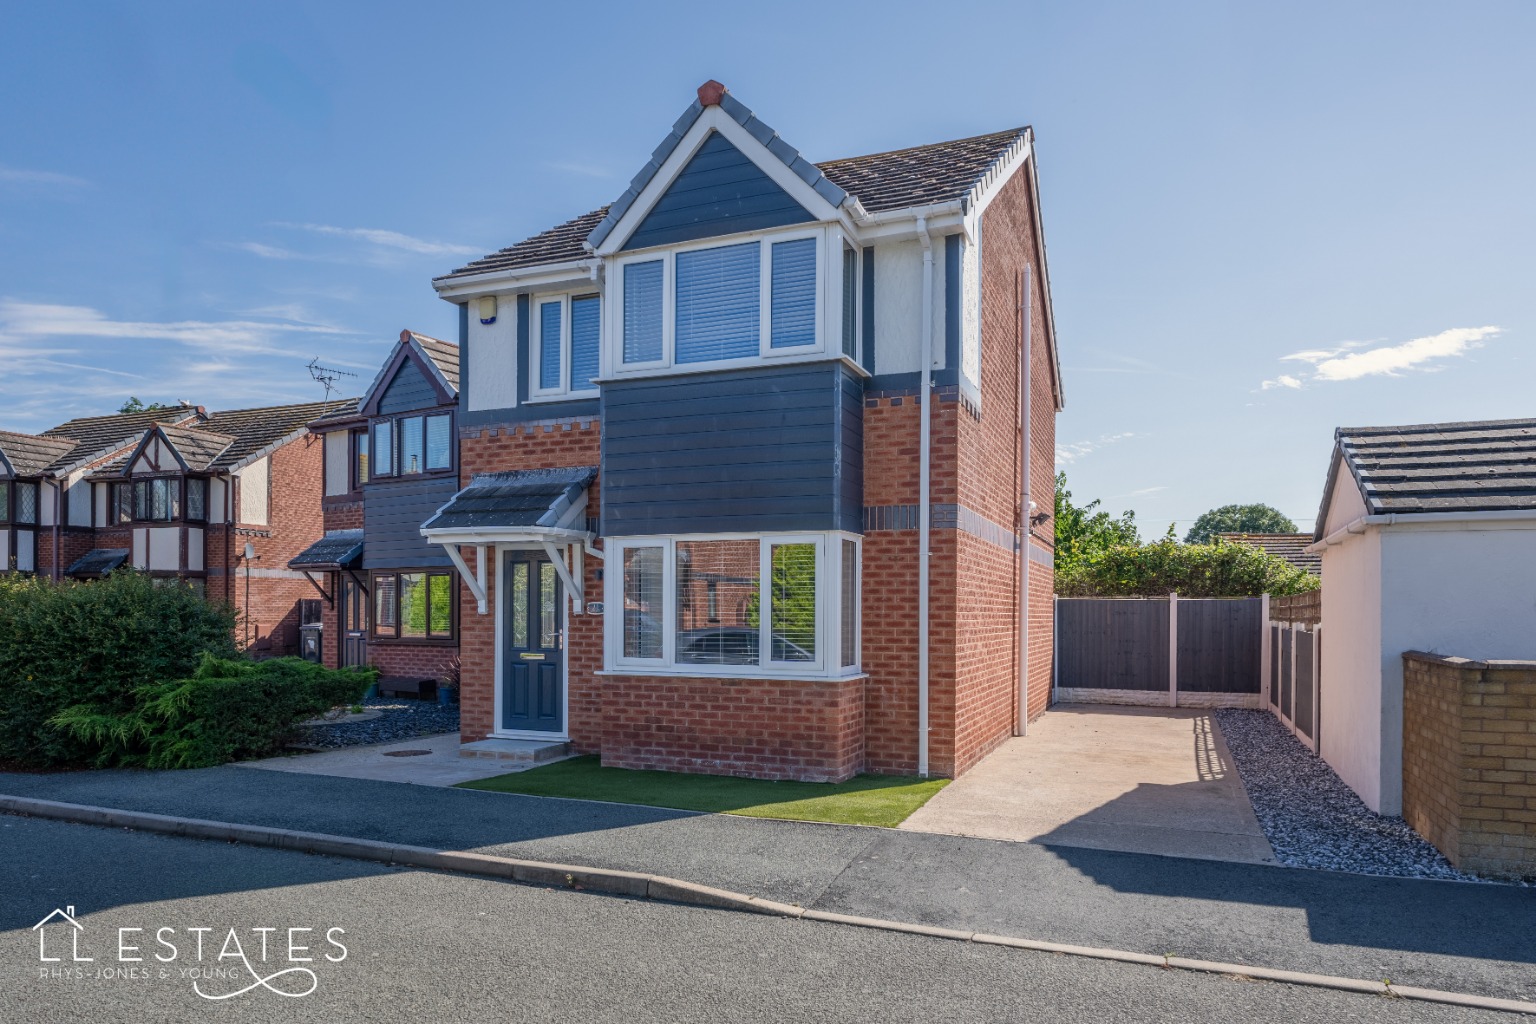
287, 529, 365, 605
420, 466, 599, 615
65, 548, 129, 579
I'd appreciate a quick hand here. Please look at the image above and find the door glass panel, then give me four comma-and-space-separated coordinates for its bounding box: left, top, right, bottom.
511, 562, 529, 647
540, 562, 557, 648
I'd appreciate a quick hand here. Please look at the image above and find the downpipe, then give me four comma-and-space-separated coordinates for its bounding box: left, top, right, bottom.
917, 216, 933, 778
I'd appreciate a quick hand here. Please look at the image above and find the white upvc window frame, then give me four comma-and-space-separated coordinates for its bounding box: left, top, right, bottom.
604, 531, 861, 680
607, 224, 835, 379
529, 291, 601, 401
838, 236, 863, 365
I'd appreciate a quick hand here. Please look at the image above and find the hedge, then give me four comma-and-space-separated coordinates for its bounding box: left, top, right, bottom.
1055, 538, 1320, 598
0, 572, 238, 766
51, 654, 375, 769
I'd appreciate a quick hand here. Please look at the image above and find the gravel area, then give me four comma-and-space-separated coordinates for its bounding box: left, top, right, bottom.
293, 697, 460, 749
1212, 708, 1508, 883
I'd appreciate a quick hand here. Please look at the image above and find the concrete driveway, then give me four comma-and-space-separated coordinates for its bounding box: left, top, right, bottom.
901, 705, 1275, 864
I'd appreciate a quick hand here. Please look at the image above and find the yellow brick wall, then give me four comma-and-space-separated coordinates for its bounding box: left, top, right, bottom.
1402, 652, 1536, 879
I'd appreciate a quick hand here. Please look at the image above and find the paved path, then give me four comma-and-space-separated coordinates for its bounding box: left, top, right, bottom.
2, 766, 1533, 1002
238, 731, 516, 787
903, 705, 1276, 864
0, 816, 1511, 1024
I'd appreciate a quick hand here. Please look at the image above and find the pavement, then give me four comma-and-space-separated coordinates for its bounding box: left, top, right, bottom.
0, 816, 1515, 1023
237, 731, 516, 787
903, 705, 1276, 864
2, 765, 1534, 1003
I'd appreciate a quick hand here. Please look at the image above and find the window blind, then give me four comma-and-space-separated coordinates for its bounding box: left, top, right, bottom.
771, 237, 817, 349
539, 301, 563, 390
675, 242, 760, 364
623, 261, 663, 364
570, 295, 600, 390
425, 414, 451, 470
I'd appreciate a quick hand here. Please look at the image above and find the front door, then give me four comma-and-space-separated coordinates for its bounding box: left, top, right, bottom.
502, 554, 564, 734
340, 574, 368, 668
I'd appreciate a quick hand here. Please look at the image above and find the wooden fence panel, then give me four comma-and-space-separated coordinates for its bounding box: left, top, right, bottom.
1056, 598, 1169, 692
1176, 598, 1262, 694
1295, 629, 1316, 740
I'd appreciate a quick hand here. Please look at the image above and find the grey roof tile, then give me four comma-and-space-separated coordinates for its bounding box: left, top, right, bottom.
0, 431, 80, 476
288, 529, 365, 570
199, 398, 361, 471
425, 466, 597, 533
1333, 418, 1536, 517
1216, 533, 1322, 576
65, 548, 130, 578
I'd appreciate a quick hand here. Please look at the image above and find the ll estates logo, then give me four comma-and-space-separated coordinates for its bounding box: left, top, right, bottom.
31, 904, 349, 1000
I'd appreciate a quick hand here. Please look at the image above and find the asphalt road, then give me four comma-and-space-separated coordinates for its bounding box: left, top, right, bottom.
0, 817, 1517, 1024
3, 766, 1533, 1003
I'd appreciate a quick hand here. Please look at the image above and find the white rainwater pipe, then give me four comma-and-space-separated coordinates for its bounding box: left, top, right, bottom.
917, 216, 934, 778
1016, 265, 1032, 735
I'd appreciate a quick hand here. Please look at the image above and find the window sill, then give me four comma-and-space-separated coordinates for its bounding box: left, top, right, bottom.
596, 667, 866, 684
522, 391, 599, 405
368, 636, 459, 647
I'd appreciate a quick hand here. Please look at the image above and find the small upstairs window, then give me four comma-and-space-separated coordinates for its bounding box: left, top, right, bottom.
532, 293, 601, 398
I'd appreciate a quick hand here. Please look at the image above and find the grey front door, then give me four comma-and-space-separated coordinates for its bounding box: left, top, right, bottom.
502, 554, 564, 733
340, 574, 368, 669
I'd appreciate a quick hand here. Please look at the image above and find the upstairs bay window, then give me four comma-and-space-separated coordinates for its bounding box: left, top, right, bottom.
533, 293, 600, 397
113, 479, 181, 523
607, 533, 860, 677
616, 229, 825, 371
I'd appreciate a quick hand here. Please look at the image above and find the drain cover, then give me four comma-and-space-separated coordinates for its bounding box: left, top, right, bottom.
382, 749, 432, 758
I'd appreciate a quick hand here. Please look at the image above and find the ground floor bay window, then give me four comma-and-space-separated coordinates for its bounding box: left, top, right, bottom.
605, 533, 860, 677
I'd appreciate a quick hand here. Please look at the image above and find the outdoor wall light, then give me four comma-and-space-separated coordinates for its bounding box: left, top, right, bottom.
478, 295, 498, 325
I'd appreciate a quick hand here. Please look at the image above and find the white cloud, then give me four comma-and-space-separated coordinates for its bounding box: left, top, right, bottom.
228, 241, 314, 261
1260, 374, 1303, 390
0, 299, 349, 357
1283, 326, 1501, 382
0, 164, 91, 188
1057, 432, 1135, 464
271, 222, 482, 257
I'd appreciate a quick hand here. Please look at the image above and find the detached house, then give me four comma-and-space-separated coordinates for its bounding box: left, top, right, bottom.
0, 400, 352, 657
425, 82, 1062, 781
294, 331, 461, 690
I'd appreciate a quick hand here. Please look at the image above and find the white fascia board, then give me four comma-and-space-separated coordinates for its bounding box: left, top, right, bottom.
1306, 509, 1536, 552
433, 259, 597, 300
593, 105, 846, 258
420, 526, 591, 546
850, 207, 968, 245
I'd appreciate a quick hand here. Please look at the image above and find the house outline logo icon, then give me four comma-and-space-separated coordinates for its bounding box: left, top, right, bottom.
33, 905, 92, 963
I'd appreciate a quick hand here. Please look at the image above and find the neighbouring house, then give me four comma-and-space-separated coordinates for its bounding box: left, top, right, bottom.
293, 331, 461, 693
1311, 417, 1536, 816
420, 81, 1062, 781
1217, 532, 1321, 575
0, 399, 354, 657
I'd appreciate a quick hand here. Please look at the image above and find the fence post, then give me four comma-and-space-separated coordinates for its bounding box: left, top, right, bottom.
1168, 592, 1179, 708
1052, 594, 1059, 706
1260, 592, 1271, 707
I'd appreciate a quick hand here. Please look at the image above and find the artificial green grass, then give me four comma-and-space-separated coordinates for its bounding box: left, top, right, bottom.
457, 756, 948, 828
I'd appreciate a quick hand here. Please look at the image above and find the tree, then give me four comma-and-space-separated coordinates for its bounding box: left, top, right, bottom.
1184, 503, 1297, 544
1055, 472, 1140, 574
118, 397, 172, 415
1055, 537, 1319, 598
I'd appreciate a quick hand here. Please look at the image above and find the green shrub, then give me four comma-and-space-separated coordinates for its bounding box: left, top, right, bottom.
0, 572, 238, 766
51, 655, 376, 769
1055, 537, 1320, 598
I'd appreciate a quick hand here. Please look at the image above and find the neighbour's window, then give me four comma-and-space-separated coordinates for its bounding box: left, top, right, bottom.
425, 414, 451, 471
0, 481, 9, 524
619, 231, 821, 369
353, 429, 370, 487
186, 478, 207, 522
128, 479, 177, 522
112, 482, 132, 524
532, 293, 601, 397
372, 570, 455, 639
400, 416, 424, 475
372, 421, 394, 478
15, 481, 38, 525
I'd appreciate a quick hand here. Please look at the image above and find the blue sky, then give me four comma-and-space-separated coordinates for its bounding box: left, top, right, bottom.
2, 1, 1531, 532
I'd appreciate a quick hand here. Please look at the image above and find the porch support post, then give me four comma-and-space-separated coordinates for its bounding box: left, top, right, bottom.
1259, 592, 1271, 706
541, 541, 583, 611
445, 543, 488, 614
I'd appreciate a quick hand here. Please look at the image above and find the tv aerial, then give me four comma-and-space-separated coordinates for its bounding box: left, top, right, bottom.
307, 358, 358, 409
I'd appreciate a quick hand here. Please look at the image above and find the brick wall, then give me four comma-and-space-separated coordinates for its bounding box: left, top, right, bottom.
600, 674, 865, 781
1402, 651, 1536, 879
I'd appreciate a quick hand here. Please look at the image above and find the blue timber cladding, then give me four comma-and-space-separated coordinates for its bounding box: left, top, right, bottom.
861, 245, 876, 372
621, 132, 815, 252
362, 475, 461, 569
377, 359, 438, 415
944, 233, 961, 374
600, 362, 863, 536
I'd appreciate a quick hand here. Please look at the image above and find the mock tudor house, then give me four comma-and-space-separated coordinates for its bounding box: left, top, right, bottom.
293, 330, 461, 691
423, 82, 1062, 781
0, 399, 352, 656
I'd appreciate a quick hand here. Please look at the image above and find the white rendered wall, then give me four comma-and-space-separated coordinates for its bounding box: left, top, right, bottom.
466, 297, 518, 412
149, 526, 180, 571
871, 239, 948, 376
237, 458, 269, 525
67, 474, 91, 527
209, 478, 228, 524
187, 528, 204, 572
1318, 529, 1385, 812
960, 233, 980, 390
40, 482, 56, 526
323, 432, 349, 496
